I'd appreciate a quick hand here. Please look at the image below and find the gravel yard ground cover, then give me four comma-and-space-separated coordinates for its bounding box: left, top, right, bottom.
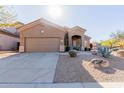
54, 52, 124, 83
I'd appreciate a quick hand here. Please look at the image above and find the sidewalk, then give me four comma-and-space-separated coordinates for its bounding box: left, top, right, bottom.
0, 82, 124, 88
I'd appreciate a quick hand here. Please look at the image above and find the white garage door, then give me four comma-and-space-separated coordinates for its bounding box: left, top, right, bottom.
25, 37, 60, 52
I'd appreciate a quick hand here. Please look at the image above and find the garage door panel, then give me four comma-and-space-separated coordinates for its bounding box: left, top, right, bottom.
25, 38, 60, 52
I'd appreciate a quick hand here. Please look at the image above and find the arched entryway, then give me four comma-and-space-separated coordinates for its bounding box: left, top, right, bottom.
72, 35, 82, 50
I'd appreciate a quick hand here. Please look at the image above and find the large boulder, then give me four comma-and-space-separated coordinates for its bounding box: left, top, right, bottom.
90, 58, 110, 68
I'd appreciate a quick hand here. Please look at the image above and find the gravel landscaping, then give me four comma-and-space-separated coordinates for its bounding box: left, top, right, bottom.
54, 52, 124, 83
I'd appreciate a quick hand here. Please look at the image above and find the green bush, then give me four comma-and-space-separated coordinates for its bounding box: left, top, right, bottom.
73, 46, 80, 51
84, 47, 91, 51
84, 47, 87, 51
112, 48, 119, 51
65, 46, 70, 52
68, 50, 77, 57
87, 48, 91, 51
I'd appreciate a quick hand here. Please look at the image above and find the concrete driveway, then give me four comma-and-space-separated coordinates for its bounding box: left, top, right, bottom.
0, 52, 59, 83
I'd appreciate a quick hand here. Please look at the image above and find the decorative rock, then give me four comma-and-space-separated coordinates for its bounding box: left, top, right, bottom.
91, 50, 98, 55
91, 59, 103, 64
90, 58, 110, 68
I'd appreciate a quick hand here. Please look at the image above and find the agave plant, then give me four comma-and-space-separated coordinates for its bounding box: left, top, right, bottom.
98, 47, 113, 58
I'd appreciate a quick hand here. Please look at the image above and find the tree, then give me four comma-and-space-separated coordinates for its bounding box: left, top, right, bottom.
100, 39, 117, 48
111, 30, 124, 39
100, 30, 124, 49
0, 6, 17, 25
110, 30, 124, 48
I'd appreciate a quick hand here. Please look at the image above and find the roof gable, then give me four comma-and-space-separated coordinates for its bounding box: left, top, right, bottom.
71, 26, 86, 32
18, 18, 66, 33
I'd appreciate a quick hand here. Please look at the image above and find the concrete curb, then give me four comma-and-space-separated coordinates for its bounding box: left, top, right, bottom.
0, 82, 123, 88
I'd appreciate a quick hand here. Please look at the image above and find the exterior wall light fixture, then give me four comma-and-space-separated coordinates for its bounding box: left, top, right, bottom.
41, 30, 44, 33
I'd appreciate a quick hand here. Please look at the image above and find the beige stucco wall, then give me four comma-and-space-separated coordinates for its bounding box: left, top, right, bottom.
68, 28, 85, 50
84, 36, 91, 48
19, 22, 66, 52
0, 34, 19, 50
84, 39, 90, 48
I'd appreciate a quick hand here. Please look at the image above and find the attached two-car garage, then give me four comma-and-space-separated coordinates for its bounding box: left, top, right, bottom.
19, 18, 66, 52
25, 37, 60, 52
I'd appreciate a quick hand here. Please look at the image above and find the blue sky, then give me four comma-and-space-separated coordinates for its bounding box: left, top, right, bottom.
13, 5, 124, 42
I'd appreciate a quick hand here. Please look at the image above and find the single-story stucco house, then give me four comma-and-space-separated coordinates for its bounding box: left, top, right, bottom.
0, 29, 19, 51
18, 18, 91, 52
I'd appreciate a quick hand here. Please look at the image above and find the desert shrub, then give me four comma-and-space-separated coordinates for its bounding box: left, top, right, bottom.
87, 48, 91, 51
84, 47, 91, 51
68, 50, 77, 57
112, 48, 119, 51
84, 47, 87, 51
65, 46, 70, 52
73, 46, 80, 51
